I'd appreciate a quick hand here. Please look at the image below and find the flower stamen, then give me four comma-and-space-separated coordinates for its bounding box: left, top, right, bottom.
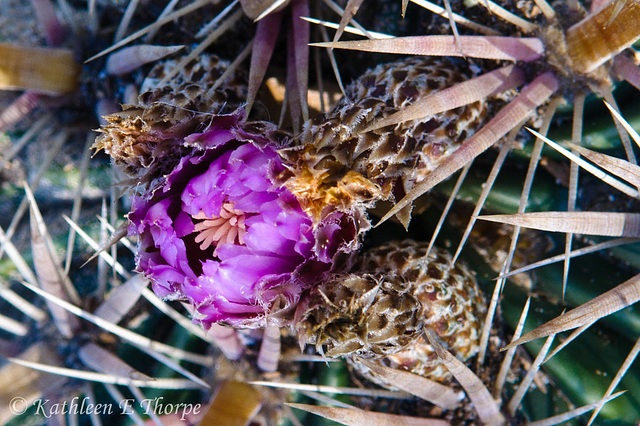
193, 202, 247, 253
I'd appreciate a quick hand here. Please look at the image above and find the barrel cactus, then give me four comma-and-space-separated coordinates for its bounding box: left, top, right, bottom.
1, 0, 639, 425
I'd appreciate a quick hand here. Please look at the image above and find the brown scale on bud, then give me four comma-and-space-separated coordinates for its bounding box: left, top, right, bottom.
93, 54, 247, 178
295, 240, 486, 384
295, 273, 424, 358
280, 56, 491, 221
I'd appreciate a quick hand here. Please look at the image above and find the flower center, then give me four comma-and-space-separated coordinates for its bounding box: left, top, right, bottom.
192, 202, 247, 254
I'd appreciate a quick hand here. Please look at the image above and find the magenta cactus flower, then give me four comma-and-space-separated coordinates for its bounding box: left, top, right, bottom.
127, 111, 362, 328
